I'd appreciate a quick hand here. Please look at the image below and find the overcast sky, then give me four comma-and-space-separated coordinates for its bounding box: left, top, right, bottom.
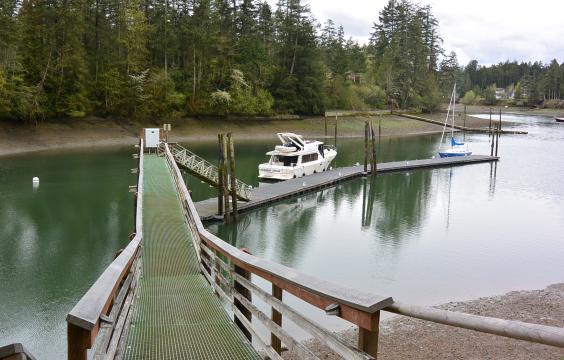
268, 0, 564, 66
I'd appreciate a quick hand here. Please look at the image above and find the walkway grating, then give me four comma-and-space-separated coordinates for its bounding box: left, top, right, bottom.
123, 155, 259, 359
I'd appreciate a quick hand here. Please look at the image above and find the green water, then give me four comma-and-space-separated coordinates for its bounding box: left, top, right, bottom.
1, 115, 564, 357
0, 148, 135, 358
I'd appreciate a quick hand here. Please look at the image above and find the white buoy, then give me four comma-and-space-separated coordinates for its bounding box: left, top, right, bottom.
32, 177, 40, 183
355, 162, 360, 166
302, 182, 306, 187
338, 172, 342, 177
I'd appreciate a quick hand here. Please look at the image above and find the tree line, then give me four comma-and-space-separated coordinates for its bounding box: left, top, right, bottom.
1, 0, 562, 123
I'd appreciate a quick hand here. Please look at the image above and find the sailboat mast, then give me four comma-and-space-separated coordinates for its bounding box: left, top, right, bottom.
438, 86, 455, 151
451, 83, 456, 139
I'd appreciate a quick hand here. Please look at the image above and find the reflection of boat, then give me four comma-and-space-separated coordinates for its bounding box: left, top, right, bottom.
258, 133, 337, 181
556, 117, 564, 123
438, 84, 472, 158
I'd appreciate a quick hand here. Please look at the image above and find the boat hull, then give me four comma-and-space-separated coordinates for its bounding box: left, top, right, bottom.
259, 151, 337, 181
556, 117, 564, 123
439, 150, 472, 158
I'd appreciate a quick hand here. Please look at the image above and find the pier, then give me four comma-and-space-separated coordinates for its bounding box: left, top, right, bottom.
64, 137, 564, 360
195, 155, 498, 221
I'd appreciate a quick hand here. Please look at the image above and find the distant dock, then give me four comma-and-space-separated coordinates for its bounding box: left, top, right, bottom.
195, 155, 499, 221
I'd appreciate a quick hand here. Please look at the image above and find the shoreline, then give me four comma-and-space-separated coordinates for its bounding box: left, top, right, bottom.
283, 283, 564, 360
0, 112, 508, 157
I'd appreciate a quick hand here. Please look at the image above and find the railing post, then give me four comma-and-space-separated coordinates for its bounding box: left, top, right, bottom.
271, 284, 283, 354
233, 256, 252, 342
358, 311, 380, 359
67, 323, 90, 360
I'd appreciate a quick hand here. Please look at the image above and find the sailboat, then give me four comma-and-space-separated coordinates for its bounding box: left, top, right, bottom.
438, 84, 472, 158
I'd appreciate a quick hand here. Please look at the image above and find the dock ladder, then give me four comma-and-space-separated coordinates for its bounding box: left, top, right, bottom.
159, 142, 252, 201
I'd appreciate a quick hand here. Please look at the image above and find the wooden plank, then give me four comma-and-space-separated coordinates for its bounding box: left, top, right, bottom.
358, 312, 380, 359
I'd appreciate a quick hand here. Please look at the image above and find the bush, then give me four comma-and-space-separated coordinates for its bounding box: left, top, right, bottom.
482, 85, 497, 105
460, 90, 478, 105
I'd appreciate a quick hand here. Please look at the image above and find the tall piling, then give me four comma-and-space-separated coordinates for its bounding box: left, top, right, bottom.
217, 134, 225, 215
364, 121, 369, 174
227, 133, 238, 220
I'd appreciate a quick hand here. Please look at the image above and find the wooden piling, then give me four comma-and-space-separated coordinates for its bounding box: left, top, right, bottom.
370, 123, 377, 175
495, 119, 501, 157
217, 134, 224, 215
489, 108, 492, 137
490, 127, 495, 156
378, 117, 382, 141
227, 133, 238, 220
324, 116, 328, 138
365, 122, 369, 170
334, 115, 338, 147
221, 135, 230, 222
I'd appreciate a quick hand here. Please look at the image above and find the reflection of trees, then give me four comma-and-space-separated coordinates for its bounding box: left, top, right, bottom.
216, 191, 326, 267
361, 170, 433, 244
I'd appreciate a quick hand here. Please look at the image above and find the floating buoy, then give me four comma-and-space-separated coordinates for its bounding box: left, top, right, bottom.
355, 162, 360, 166
338, 172, 342, 177
302, 182, 306, 187
32, 177, 40, 183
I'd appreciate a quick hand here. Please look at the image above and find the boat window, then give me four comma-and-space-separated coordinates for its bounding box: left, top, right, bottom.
272, 155, 298, 166
301, 153, 319, 163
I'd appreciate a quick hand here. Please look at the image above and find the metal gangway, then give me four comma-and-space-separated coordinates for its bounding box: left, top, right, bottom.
160, 142, 251, 201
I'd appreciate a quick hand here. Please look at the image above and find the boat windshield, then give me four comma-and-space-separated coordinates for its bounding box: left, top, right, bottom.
271, 155, 298, 166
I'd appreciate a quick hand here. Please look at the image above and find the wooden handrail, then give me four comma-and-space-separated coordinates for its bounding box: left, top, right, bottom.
66, 140, 145, 360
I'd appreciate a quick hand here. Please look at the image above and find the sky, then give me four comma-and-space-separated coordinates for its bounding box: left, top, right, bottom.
267, 0, 564, 66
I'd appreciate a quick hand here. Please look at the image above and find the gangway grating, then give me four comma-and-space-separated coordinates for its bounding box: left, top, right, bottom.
123, 155, 259, 360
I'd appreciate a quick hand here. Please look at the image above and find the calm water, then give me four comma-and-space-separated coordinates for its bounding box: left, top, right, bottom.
0, 148, 135, 358
1, 115, 563, 357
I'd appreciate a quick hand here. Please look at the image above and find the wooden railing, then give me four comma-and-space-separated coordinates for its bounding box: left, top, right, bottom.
162, 141, 564, 358
66, 140, 144, 360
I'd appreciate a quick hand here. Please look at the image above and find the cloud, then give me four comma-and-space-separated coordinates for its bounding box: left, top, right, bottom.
267, 0, 564, 65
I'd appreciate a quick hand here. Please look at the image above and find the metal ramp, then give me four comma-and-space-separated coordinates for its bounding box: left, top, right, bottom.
160, 142, 251, 201
123, 155, 259, 360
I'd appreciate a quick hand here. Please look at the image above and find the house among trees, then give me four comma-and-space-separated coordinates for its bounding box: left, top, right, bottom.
345, 71, 363, 83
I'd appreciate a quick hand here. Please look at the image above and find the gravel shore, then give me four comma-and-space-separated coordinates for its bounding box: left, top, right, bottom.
284, 283, 564, 360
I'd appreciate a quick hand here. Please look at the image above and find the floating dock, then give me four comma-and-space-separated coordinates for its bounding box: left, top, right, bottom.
195, 155, 499, 220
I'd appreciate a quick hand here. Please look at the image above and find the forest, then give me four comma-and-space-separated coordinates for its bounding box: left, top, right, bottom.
1, 0, 563, 123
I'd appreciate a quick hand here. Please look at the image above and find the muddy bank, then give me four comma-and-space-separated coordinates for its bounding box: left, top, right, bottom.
0, 109, 525, 157
0, 115, 446, 157
283, 283, 564, 360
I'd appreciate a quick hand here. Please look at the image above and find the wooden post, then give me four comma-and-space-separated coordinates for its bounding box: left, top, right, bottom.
370, 123, 377, 175
378, 117, 382, 141
334, 115, 338, 147
364, 121, 369, 173
217, 134, 224, 215
271, 284, 283, 354
490, 126, 495, 156
222, 135, 230, 222
464, 105, 467, 128
358, 311, 380, 359
67, 324, 90, 360
233, 262, 252, 341
495, 120, 501, 157
324, 115, 328, 138
489, 108, 492, 137
227, 133, 238, 220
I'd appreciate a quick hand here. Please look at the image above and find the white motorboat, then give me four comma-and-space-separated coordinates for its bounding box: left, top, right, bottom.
258, 133, 337, 181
